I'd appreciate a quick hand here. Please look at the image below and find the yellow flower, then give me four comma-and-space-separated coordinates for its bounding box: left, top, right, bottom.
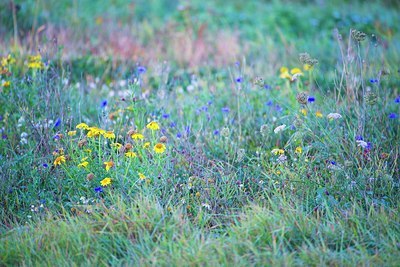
131, 133, 144, 140
300, 109, 307, 116
2, 81, 10, 87
143, 142, 150, 149
78, 161, 89, 168
279, 67, 292, 79
154, 143, 166, 154
276, 170, 281, 175
290, 68, 303, 75
271, 148, 285, 155
303, 64, 313, 71
85, 149, 92, 154
54, 155, 66, 166
81, 157, 88, 161
125, 151, 137, 158
146, 121, 160, 131
100, 177, 112, 187
295, 147, 303, 154
104, 161, 114, 171
111, 143, 122, 149
1, 55, 15, 67
315, 111, 323, 118
138, 172, 146, 180
27, 55, 44, 69
67, 130, 77, 136
103, 131, 115, 139
76, 123, 89, 130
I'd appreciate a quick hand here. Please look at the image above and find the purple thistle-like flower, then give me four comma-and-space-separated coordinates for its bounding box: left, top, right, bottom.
388, 113, 398, 119
236, 77, 243, 83
308, 96, 315, 103
53, 118, 61, 128
101, 100, 108, 108
94, 187, 103, 193
138, 66, 146, 74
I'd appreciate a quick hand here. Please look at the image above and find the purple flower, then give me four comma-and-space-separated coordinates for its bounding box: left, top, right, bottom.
395, 96, 400, 103
94, 187, 103, 193
275, 105, 283, 112
235, 61, 240, 67
101, 100, 108, 108
330, 161, 336, 165
388, 113, 397, 119
169, 122, 176, 128
308, 96, 315, 103
176, 132, 182, 138
264, 84, 271, 90
138, 66, 146, 74
369, 79, 378, 83
53, 118, 61, 128
213, 129, 220, 136
2, 134, 7, 140
366, 142, 372, 149
162, 113, 170, 119
355, 135, 363, 141
207, 101, 213, 106
201, 106, 208, 112
53, 134, 60, 140
236, 77, 243, 83
221, 107, 230, 113
0, 115, 3, 121
42, 163, 48, 168
265, 100, 273, 106
185, 126, 190, 135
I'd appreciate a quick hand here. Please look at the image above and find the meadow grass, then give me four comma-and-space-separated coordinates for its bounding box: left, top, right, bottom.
0, 0, 399, 266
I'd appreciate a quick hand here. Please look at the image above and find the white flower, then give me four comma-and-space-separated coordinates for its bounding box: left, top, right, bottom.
20, 132, 28, 138
274, 124, 286, 134
277, 155, 287, 164
327, 113, 342, 119
356, 140, 368, 148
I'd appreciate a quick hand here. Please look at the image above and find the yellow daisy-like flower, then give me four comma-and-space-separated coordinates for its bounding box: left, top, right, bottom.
295, 147, 303, 154
67, 130, 77, 136
279, 67, 292, 79
76, 123, 89, 130
104, 161, 114, 171
131, 133, 144, 140
100, 177, 112, 187
271, 148, 285, 155
111, 143, 122, 149
78, 161, 89, 168
103, 131, 115, 139
54, 155, 66, 166
125, 151, 137, 158
27, 55, 44, 69
154, 143, 166, 154
146, 121, 160, 131
300, 109, 307, 116
315, 111, 323, 118
138, 172, 146, 180
2, 81, 10, 87
143, 142, 150, 149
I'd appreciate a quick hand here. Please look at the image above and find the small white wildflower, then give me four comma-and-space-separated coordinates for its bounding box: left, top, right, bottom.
356, 140, 368, 148
327, 113, 342, 119
20, 132, 28, 138
201, 203, 211, 210
277, 154, 287, 164
20, 138, 28, 145
274, 124, 286, 134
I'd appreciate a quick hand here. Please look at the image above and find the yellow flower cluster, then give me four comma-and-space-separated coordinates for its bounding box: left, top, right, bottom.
27, 55, 45, 69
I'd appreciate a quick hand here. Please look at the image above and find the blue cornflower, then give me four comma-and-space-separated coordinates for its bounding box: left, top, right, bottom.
308, 96, 315, 103
264, 84, 271, 90
169, 122, 176, 128
185, 126, 190, 135
162, 113, 170, 119
275, 105, 283, 112
201, 106, 208, 112
42, 163, 49, 168
207, 100, 213, 106
0, 115, 2, 121
94, 187, 103, 193
53, 134, 60, 140
138, 66, 146, 74
221, 107, 230, 113
395, 96, 400, 103
236, 77, 243, 83
176, 132, 182, 138
53, 118, 61, 128
265, 100, 273, 106
355, 135, 363, 141
101, 100, 108, 108
388, 113, 398, 119
213, 129, 220, 136
369, 79, 379, 83
330, 161, 336, 165
2, 134, 7, 139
